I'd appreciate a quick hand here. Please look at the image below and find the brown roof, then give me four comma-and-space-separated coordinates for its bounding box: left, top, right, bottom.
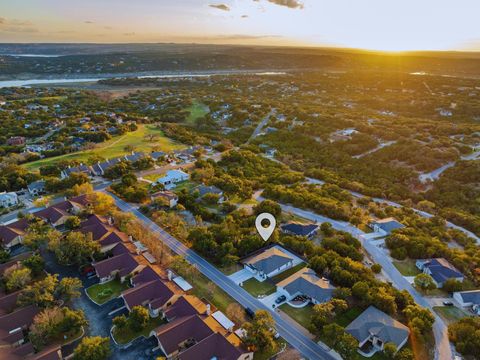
178, 332, 245, 360
132, 265, 162, 285
28, 346, 62, 360
0, 342, 35, 360
34, 206, 69, 224
68, 194, 91, 207
93, 251, 139, 279
0, 290, 21, 315
0, 218, 29, 246
0, 305, 40, 344
122, 279, 175, 311
164, 295, 207, 321
155, 315, 214, 355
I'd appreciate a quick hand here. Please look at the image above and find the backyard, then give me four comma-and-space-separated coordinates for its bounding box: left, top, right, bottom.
86, 279, 130, 305
24, 124, 184, 171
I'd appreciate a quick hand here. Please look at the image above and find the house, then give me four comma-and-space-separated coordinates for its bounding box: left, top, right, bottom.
163, 295, 208, 322
151, 314, 250, 360
124, 151, 145, 163
345, 306, 410, 357
0, 219, 29, 249
150, 151, 167, 161
151, 191, 179, 208
34, 204, 70, 227
0, 305, 40, 347
276, 268, 334, 305
416, 258, 464, 287
242, 245, 301, 282
91, 158, 122, 176
154, 170, 190, 190
77, 214, 129, 252
369, 218, 405, 236
60, 164, 92, 179
7, 136, 26, 146
178, 332, 252, 360
120, 266, 176, 317
194, 185, 225, 203
280, 222, 319, 238
0, 192, 19, 208
27, 181, 46, 197
453, 290, 480, 315
92, 243, 142, 283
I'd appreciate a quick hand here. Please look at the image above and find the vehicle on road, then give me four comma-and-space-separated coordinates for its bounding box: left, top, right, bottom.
443, 301, 454, 306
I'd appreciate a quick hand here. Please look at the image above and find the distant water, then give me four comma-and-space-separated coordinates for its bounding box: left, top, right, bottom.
0, 71, 287, 88
1, 54, 63, 58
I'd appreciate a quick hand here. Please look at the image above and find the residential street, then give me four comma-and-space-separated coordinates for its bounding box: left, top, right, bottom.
104, 191, 340, 360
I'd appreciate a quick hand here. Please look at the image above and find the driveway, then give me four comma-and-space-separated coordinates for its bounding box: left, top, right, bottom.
228, 269, 253, 285
260, 291, 284, 309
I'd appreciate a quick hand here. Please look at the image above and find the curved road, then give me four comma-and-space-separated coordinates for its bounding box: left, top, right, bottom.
104, 191, 338, 360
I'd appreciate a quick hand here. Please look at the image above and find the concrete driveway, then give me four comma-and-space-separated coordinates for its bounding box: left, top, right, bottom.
228, 269, 253, 285
260, 291, 284, 309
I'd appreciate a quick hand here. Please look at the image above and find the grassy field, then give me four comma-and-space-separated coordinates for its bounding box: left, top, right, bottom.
242, 278, 276, 297
86, 279, 130, 305
185, 100, 209, 125
279, 304, 314, 329
24, 124, 183, 171
433, 306, 470, 324
334, 307, 364, 327
112, 316, 166, 344
393, 259, 421, 276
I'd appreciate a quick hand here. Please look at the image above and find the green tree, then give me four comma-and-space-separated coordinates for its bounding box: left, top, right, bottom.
0, 249, 10, 263
448, 317, 480, 358
243, 310, 277, 352
129, 306, 149, 331
253, 200, 282, 218
371, 263, 382, 274
383, 342, 397, 359
65, 216, 81, 230
394, 348, 414, 360
403, 305, 435, 336
74, 336, 111, 360
5, 266, 31, 291
49, 232, 99, 266
442, 278, 463, 293
22, 254, 45, 276
112, 314, 128, 329
414, 273, 437, 293
56, 277, 83, 303
17, 273, 58, 307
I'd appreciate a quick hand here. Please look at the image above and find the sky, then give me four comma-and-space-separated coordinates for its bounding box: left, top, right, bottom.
1, 0, 480, 51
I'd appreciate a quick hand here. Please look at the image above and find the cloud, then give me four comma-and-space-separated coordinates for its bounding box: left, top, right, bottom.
84, 20, 94, 24
0, 18, 5, 25
123, 32, 135, 36
104, 26, 112, 30
266, 0, 304, 9
193, 34, 282, 41
0, 18, 37, 33
209, 4, 230, 11
241, 15, 249, 18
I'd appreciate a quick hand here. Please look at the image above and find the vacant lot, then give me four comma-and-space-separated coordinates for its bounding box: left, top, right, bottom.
24, 124, 183, 171
242, 278, 276, 297
433, 306, 470, 324
185, 100, 209, 125
393, 259, 421, 276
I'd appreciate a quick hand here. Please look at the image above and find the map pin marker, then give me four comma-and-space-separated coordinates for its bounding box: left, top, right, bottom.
255, 213, 276, 241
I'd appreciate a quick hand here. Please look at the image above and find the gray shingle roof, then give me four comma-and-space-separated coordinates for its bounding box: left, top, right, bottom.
280, 268, 334, 303
345, 306, 410, 348
245, 247, 294, 274
456, 290, 480, 304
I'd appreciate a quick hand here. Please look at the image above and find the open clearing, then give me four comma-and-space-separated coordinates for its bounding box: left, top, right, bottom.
185, 100, 209, 124
24, 124, 184, 171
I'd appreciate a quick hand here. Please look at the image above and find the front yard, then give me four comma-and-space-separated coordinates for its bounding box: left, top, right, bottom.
86, 279, 130, 305
393, 259, 421, 276
112, 316, 166, 345
242, 278, 276, 298
433, 306, 470, 324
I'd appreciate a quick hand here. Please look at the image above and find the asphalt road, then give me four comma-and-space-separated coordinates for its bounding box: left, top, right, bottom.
104, 191, 339, 360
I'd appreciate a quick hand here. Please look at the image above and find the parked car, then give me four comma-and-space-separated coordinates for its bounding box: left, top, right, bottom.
275, 295, 286, 304
443, 301, 454, 306
80, 264, 95, 277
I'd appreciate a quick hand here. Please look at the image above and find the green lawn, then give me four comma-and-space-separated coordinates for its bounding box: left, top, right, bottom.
185, 100, 209, 125
86, 279, 130, 305
270, 263, 306, 284
279, 303, 314, 329
112, 316, 166, 344
334, 307, 364, 327
433, 306, 470, 324
24, 124, 184, 171
393, 259, 421, 276
242, 278, 276, 297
